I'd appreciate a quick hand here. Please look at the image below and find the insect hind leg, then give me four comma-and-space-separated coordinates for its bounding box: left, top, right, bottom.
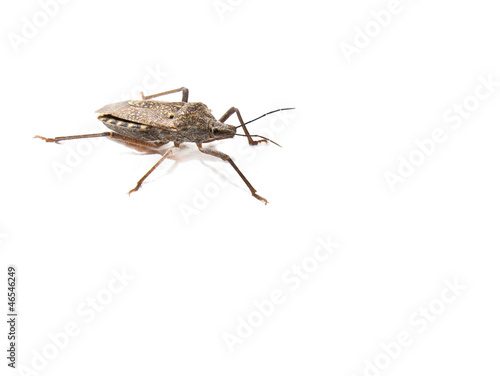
140, 87, 189, 102
34, 132, 112, 143
35, 131, 165, 152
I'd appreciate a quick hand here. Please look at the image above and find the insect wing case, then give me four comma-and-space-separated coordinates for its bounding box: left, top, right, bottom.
96, 101, 183, 142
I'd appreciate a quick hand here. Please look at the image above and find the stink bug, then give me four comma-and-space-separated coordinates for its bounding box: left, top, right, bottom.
35, 87, 293, 204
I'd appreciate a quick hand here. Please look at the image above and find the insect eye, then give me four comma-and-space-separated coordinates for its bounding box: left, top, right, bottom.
212, 128, 219, 135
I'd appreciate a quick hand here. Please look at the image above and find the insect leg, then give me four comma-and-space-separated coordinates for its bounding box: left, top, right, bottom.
35, 132, 164, 150
140, 87, 189, 102
218, 107, 265, 146
34, 132, 112, 143
197, 144, 268, 204
128, 149, 173, 195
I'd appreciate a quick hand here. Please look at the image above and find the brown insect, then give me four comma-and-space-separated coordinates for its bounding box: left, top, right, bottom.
35, 87, 293, 204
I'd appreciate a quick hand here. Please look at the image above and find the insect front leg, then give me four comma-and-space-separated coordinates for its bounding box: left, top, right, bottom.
219, 107, 265, 146
197, 144, 268, 204
140, 87, 189, 102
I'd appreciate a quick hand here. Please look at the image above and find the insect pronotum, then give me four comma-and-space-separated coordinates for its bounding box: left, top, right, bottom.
35, 87, 293, 204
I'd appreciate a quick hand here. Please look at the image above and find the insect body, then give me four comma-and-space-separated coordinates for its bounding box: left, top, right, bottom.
35, 87, 292, 204
97, 100, 236, 145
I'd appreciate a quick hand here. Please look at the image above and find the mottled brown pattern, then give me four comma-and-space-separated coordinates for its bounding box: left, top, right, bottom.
129, 100, 185, 119
97, 115, 166, 142
96, 100, 234, 145
95, 101, 177, 129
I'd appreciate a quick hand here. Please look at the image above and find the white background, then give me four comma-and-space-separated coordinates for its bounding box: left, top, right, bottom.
1, 0, 499, 375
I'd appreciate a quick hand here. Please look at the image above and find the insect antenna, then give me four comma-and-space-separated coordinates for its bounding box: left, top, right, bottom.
235, 108, 295, 129
234, 133, 282, 147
